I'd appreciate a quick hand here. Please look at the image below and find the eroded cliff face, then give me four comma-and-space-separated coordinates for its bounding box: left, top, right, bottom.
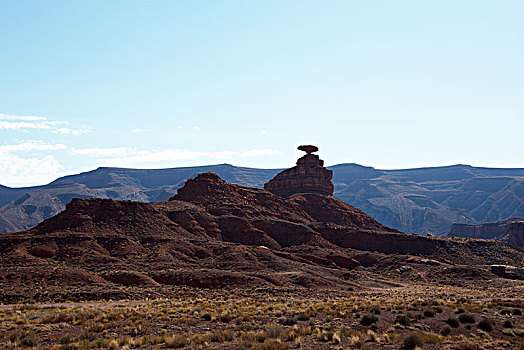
264, 146, 334, 197
507, 221, 524, 249
449, 221, 510, 240
449, 218, 524, 249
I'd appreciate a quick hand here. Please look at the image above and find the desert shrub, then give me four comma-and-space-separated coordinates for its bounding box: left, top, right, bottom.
219, 311, 233, 323
360, 314, 378, 326
297, 313, 310, 321
423, 309, 435, 317
501, 309, 512, 315
420, 331, 442, 344
59, 334, 74, 344
477, 319, 493, 332
20, 333, 38, 347
315, 329, 335, 342
503, 320, 514, 328
255, 339, 289, 350
454, 343, 479, 350
370, 306, 381, 315
441, 325, 451, 336
458, 314, 476, 324
513, 308, 523, 316
201, 313, 212, 321
264, 323, 283, 338
89, 322, 106, 333
445, 317, 460, 328
79, 332, 97, 341
402, 333, 424, 349
455, 308, 465, 314
190, 333, 212, 346
211, 330, 234, 343
256, 331, 267, 343
43, 312, 74, 324
92, 339, 109, 348
395, 315, 411, 326
279, 317, 297, 326
164, 334, 188, 348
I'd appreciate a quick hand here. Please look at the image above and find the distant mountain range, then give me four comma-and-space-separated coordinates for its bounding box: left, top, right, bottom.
2, 171, 522, 302
1, 163, 524, 235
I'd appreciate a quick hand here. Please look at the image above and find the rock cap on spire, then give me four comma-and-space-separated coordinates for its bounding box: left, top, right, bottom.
264, 145, 333, 197
298, 145, 319, 154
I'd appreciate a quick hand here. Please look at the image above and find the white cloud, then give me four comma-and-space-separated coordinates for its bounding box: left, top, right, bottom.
194, 126, 201, 130
260, 130, 267, 135
131, 129, 148, 133
0, 113, 89, 136
71, 147, 281, 167
100, 149, 281, 166
72, 147, 137, 157
0, 141, 66, 187
51, 127, 91, 136
0, 153, 63, 187
0, 114, 46, 121
0, 140, 67, 153
0, 120, 67, 130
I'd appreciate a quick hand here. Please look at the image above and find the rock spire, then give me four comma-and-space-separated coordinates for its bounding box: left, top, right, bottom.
264, 145, 334, 197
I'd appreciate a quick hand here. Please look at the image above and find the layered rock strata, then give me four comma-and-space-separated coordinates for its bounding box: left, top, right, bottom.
507, 221, 524, 249
449, 218, 524, 249
264, 145, 334, 197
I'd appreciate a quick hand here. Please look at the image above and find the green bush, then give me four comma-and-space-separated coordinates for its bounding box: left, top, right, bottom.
402, 333, 424, 349
360, 313, 378, 326
453, 343, 479, 350
477, 319, 493, 332
297, 313, 310, 321
395, 315, 411, 326
423, 309, 435, 317
441, 325, 451, 336
370, 306, 381, 315
445, 317, 460, 328
458, 314, 476, 324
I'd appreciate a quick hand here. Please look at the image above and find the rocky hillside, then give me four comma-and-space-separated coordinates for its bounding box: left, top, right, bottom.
1, 172, 522, 302
449, 218, 524, 249
1, 163, 524, 235
0, 165, 281, 234
332, 164, 524, 235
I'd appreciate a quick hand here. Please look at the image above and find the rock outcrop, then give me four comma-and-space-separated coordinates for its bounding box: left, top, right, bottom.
449, 218, 524, 249
264, 145, 334, 197
507, 221, 524, 249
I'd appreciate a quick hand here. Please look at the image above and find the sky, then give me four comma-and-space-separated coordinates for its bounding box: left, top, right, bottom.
1, 1, 523, 187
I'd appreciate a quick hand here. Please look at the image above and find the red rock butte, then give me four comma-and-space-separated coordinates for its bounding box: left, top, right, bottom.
264, 145, 334, 197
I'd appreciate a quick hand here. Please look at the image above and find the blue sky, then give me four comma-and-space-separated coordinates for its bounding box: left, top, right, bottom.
1, 1, 523, 186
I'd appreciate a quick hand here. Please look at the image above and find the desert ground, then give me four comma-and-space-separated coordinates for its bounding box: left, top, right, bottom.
1, 283, 523, 350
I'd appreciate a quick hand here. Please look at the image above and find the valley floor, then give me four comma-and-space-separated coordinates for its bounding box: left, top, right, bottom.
1, 285, 523, 349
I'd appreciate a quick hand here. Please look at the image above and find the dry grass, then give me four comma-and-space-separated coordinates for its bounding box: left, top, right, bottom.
0, 285, 522, 349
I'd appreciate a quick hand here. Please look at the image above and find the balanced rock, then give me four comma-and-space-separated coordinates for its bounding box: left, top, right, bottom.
264, 145, 334, 197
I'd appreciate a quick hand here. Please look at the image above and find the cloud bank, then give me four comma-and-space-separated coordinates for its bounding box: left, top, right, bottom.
0, 114, 91, 135
0, 141, 66, 187
72, 147, 281, 167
